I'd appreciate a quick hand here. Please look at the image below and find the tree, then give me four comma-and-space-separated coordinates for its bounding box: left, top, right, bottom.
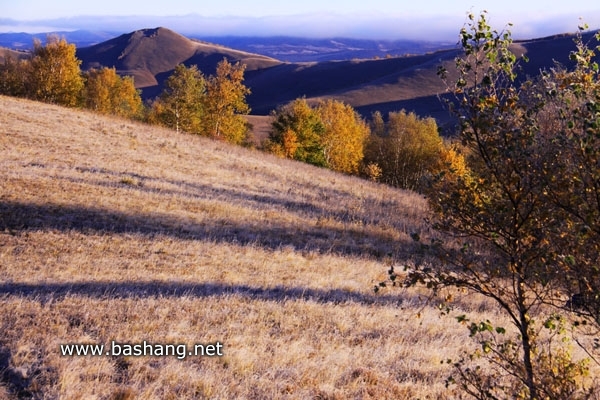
149, 64, 206, 134
0, 54, 27, 97
27, 35, 84, 107
266, 98, 370, 173
535, 28, 600, 324
202, 59, 251, 144
84, 67, 143, 119
316, 99, 370, 174
265, 98, 327, 167
364, 110, 450, 190
394, 12, 596, 399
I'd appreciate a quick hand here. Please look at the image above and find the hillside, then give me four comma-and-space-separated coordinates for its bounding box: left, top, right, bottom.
0, 47, 30, 64
2, 96, 598, 398
197, 36, 455, 62
76, 27, 281, 94
72, 27, 600, 124
0, 95, 458, 398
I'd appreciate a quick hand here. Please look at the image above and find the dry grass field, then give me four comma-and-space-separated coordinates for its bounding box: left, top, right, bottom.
1, 95, 592, 399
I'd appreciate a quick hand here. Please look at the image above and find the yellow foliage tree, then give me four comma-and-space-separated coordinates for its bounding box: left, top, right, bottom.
149, 64, 206, 134
84, 67, 143, 119
202, 59, 251, 144
266, 98, 326, 166
27, 36, 84, 107
365, 110, 446, 190
402, 13, 596, 398
316, 99, 370, 174
266, 98, 369, 174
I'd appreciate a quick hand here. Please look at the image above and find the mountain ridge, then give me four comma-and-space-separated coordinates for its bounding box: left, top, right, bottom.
2, 27, 599, 124
76, 27, 281, 91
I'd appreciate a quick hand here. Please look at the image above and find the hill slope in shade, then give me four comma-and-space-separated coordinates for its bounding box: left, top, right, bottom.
75, 27, 598, 122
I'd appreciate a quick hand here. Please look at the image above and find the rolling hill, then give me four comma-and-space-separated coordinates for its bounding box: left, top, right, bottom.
3, 26, 598, 126
3, 71, 600, 395
0, 94, 468, 398
74, 27, 599, 123
76, 27, 282, 97
74, 26, 461, 118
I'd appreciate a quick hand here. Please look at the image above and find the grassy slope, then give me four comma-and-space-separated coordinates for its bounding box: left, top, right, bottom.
0, 95, 529, 399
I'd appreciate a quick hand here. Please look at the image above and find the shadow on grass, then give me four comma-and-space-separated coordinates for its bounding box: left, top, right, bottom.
0, 200, 411, 258
0, 346, 33, 399
0, 281, 411, 307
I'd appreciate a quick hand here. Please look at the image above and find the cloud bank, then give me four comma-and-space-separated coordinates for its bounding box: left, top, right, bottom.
1, 13, 598, 40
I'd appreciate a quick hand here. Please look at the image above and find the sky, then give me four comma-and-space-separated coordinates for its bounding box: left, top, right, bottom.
1, 0, 600, 40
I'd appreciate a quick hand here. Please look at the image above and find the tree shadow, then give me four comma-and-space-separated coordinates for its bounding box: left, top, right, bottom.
0, 200, 409, 258
0, 346, 33, 399
0, 281, 414, 307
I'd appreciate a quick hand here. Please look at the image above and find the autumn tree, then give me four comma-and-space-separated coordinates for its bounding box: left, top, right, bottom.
0, 54, 27, 97
148, 64, 206, 134
391, 12, 597, 399
83, 67, 143, 119
266, 98, 370, 173
535, 28, 600, 325
265, 98, 327, 167
26, 35, 84, 107
202, 59, 251, 144
364, 110, 451, 190
316, 99, 370, 174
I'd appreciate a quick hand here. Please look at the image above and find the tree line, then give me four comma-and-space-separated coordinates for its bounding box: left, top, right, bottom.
0, 35, 464, 190
264, 97, 464, 188
0, 35, 252, 145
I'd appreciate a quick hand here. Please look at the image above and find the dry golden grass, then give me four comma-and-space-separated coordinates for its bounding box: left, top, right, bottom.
0, 95, 593, 399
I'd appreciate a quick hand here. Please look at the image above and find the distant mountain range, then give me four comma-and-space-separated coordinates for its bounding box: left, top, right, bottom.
0, 30, 454, 62
0, 31, 119, 50
1, 27, 598, 126
193, 36, 455, 62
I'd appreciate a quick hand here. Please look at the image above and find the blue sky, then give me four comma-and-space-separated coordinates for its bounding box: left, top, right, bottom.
2, 0, 600, 39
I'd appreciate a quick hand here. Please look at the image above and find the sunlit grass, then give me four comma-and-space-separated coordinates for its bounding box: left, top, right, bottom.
1, 95, 593, 399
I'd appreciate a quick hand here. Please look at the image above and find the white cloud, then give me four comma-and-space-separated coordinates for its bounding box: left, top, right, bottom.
1, 13, 598, 40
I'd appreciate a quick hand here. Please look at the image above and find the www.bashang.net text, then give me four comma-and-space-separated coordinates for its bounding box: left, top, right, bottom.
60, 341, 223, 360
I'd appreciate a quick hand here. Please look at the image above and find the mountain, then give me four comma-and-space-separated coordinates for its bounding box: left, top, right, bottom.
0, 30, 119, 49
4, 26, 599, 126
76, 27, 281, 98
195, 36, 455, 62
73, 27, 463, 120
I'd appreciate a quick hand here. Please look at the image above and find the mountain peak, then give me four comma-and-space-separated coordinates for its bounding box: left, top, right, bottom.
76, 27, 281, 92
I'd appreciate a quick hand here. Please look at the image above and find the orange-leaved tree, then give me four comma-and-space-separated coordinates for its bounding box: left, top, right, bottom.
392, 12, 597, 399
